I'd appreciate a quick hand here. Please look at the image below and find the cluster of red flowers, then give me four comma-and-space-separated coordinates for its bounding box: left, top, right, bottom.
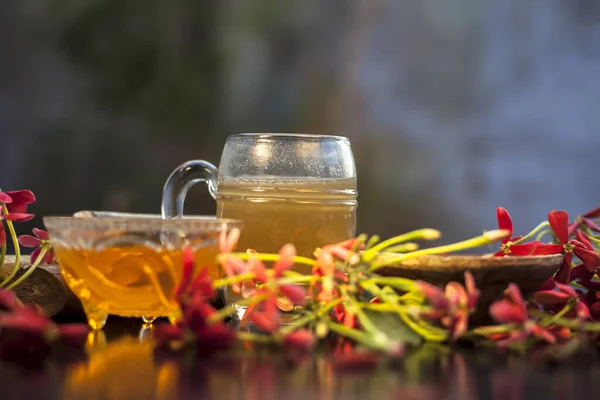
483, 207, 600, 346
0, 289, 89, 366
0, 189, 56, 265
153, 230, 317, 355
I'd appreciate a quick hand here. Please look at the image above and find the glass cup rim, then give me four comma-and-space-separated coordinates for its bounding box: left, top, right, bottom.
229, 133, 349, 142
43, 215, 243, 233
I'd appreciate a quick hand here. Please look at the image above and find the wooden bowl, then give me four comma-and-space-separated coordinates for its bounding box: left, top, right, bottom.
374, 253, 564, 325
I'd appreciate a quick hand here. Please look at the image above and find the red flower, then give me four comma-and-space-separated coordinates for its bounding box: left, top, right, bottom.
416, 271, 480, 340
533, 282, 590, 320
18, 228, 56, 265
548, 210, 600, 283
487, 284, 555, 347
0, 289, 88, 365
0, 190, 36, 247
568, 206, 600, 236
221, 243, 307, 331
1, 190, 36, 214
154, 248, 236, 357
493, 208, 562, 257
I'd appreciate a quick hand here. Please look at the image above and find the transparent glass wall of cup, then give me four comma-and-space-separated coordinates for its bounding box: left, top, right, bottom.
162, 133, 358, 282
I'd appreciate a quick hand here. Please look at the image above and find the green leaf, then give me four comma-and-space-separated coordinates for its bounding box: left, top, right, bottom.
363, 309, 422, 346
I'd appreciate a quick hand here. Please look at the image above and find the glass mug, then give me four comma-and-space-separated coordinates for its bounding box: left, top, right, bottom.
161, 133, 358, 274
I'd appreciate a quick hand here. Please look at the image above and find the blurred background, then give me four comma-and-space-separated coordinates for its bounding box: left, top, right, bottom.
1, 0, 600, 248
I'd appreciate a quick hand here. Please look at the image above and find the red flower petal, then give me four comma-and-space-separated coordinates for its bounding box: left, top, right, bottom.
3, 190, 35, 214
18, 234, 41, 248
30, 248, 42, 265
57, 323, 90, 347
32, 228, 49, 240
533, 290, 571, 305
583, 206, 600, 219
576, 301, 591, 320
582, 218, 600, 233
575, 231, 594, 249
279, 284, 307, 305
153, 323, 183, 345
496, 208, 513, 243
194, 325, 236, 356
529, 324, 556, 344
508, 243, 535, 256
554, 256, 572, 284
0, 289, 19, 310
573, 246, 600, 270
191, 268, 214, 299
248, 257, 268, 282
489, 300, 527, 324
0, 307, 51, 333
445, 282, 468, 308
417, 281, 449, 309
2, 213, 34, 222
219, 227, 240, 254
273, 244, 296, 277
0, 193, 11, 203
284, 329, 316, 352
529, 243, 564, 255
464, 271, 480, 308
548, 210, 569, 244
0, 225, 5, 247
554, 282, 578, 297
506, 284, 526, 311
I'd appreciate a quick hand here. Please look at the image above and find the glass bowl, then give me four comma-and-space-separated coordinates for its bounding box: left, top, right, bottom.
44, 215, 242, 330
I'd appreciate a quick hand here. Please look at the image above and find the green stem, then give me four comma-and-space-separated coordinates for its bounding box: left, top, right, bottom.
0, 242, 6, 272
545, 317, 600, 332
367, 276, 418, 292
381, 243, 420, 253
512, 221, 550, 244
340, 285, 380, 335
361, 302, 432, 314
534, 229, 554, 243
540, 304, 571, 327
370, 229, 510, 271
212, 272, 255, 288
587, 234, 600, 247
360, 281, 447, 341
327, 321, 390, 351
0, 214, 22, 288
363, 229, 440, 261
207, 293, 270, 324
277, 313, 317, 336
365, 235, 380, 250
236, 331, 273, 343
6, 246, 47, 290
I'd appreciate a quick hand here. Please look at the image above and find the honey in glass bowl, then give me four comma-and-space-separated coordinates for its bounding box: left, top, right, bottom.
44, 216, 242, 330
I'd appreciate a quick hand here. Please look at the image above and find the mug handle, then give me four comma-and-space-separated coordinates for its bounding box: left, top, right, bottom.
161, 160, 218, 218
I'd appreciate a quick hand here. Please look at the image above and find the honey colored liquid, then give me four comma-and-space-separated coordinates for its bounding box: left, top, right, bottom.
216, 177, 357, 274
55, 242, 222, 319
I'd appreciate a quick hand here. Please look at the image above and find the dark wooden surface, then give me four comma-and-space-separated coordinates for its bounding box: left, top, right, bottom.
1, 313, 600, 400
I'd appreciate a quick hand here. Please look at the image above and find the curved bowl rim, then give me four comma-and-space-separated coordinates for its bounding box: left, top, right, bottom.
43, 215, 243, 233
